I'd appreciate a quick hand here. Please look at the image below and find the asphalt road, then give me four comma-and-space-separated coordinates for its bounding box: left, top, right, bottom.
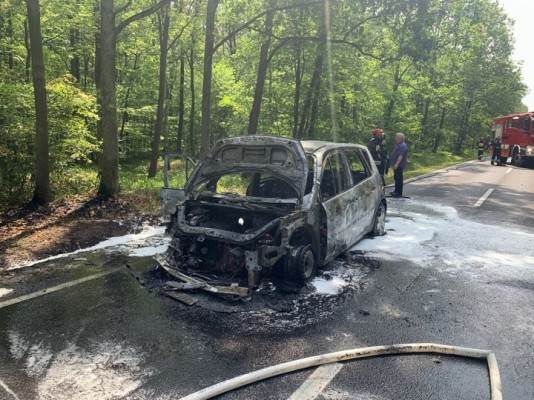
1, 161, 534, 400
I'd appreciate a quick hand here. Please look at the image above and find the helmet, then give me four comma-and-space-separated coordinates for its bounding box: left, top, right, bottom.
372, 128, 383, 137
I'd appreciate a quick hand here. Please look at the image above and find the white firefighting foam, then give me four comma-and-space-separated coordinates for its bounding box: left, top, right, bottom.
10, 225, 170, 270
353, 200, 534, 278
7, 330, 153, 400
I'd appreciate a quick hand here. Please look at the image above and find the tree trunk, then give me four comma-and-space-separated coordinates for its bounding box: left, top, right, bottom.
24, 18, 31, 83
119, 53, 139, 139
94, 3, 102, 140
163, 77, 172, 153
297, 5, 326, 139
420, 97, 431, 147
83, 53, 89, 88
292, 39, 303, 138
454, 98, 472, 154
177, 49, 185, 152
7, 16, 14, 69
188, 39, 196, 156
297, 38, 325, 138
149, 6, 170, 178
247, 4, 274, 135
69, 27, 81, 81
432, 107, 446, 153
97, 0, 119, 196
199, 0, 219, 156
383, 62, 401, 133
26, 0, 50, 204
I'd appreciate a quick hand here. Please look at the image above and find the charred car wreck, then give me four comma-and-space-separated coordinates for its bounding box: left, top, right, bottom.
158, 136, 386, 298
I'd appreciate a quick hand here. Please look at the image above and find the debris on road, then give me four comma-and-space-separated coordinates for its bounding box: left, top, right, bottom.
164, 291, 199, 306
155, 254, 250, 299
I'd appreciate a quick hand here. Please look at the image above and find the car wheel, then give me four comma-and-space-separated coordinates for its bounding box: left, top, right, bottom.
372, 202, 386, 236
287, 244, 316, 285
511, 151, 523, 167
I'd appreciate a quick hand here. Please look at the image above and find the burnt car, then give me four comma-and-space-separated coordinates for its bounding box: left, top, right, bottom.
159, 136, 386, 294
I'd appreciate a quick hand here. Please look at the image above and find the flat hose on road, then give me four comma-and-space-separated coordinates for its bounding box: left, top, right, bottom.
179, 343, 502, 400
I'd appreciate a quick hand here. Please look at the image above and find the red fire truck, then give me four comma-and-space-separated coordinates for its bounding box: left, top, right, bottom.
491, 112, 534, 166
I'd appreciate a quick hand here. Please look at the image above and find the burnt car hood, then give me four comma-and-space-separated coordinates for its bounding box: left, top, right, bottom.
185, 135, 309, 199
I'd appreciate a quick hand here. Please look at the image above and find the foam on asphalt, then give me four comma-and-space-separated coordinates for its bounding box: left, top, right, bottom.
353, 200, 534, 279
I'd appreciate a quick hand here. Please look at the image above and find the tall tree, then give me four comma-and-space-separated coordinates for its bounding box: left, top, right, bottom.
26, 0, 50, 204
297, 4, 326, 139
199, 0, 219, 156
188, 32, 196, 156
149, 4, 171, 178
176, 49, 185, 152
247, 2, 274, 135
96, 0, 171, 196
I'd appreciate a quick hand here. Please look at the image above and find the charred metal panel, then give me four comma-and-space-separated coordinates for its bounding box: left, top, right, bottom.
161, 188, 185, 219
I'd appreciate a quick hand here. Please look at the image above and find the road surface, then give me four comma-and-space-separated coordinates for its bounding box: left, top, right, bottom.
1, 161, 534, 400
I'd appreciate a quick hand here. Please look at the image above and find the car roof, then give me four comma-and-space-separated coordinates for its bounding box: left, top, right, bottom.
301, 140, 366, 154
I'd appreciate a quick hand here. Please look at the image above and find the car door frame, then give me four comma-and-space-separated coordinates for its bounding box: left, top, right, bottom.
319, 149, 356, 263
342, 147, 379, 245
160, 153, 196, 220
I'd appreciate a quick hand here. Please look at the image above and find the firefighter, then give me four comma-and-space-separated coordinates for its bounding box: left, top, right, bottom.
477, 137, 485, 160
367, 128, 387, 182
491, 137, 502, 166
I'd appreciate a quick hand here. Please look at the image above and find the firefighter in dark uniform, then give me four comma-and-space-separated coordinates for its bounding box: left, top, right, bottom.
477, 137, 485, 160
367, 128, 387, 182
491, 137, 502, 166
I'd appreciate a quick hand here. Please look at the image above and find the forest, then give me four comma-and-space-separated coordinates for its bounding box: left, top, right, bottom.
0, 0, 527, 208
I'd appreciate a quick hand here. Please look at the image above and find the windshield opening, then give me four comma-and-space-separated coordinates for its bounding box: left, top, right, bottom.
194, 171, 299, 199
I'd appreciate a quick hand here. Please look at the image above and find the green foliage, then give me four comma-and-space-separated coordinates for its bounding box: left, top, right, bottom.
0, 0, 527, 207
47, 75, 99, 167
0, 74, 98, 206
0, 78, 34, 203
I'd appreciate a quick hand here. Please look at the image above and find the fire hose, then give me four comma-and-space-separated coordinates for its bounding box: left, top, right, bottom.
180, 343, 502, 400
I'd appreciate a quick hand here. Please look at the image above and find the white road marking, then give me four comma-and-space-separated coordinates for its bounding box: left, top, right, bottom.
287, 363, 343, 400
473, 188, 495, 208
0, 378, 21, 400
505, 168, 512, 174
0, 268, 122, 310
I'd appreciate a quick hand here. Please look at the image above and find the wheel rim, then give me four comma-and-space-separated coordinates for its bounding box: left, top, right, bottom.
376, 204, 386, 234
301, 249, 315, 279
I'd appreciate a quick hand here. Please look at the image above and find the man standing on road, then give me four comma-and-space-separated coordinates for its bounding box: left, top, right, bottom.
367, 128, 387, 182
389, 132, 408, 197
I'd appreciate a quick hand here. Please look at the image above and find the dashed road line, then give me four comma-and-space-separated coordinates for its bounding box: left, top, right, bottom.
0, 268, 122, 310
473, 188, 495, 208
287, 363, 344, 400
505, 168, 512, 174
0, 378, 21, 400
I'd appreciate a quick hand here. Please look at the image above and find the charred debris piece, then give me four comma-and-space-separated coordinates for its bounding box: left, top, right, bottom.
156, 254, 250, 302
157, 135, 386, 302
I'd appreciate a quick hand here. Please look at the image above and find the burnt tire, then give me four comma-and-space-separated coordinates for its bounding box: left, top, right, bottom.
286, 244, 316, 285
371, 202, 387, 236
511, 150, 524, 167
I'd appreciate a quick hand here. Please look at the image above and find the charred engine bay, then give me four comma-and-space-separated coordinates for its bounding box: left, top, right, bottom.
164, 195, 299, 289
183, 197, 293, 233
